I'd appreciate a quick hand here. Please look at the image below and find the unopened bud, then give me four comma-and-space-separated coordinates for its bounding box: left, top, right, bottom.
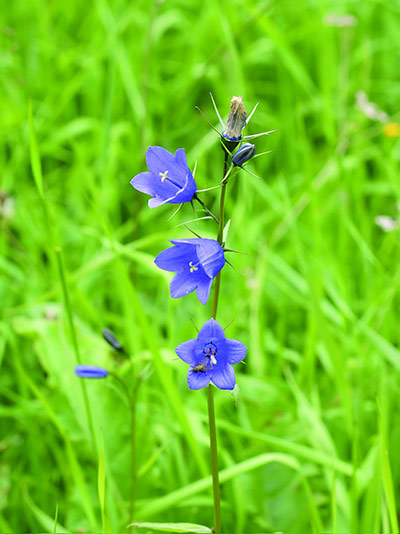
102, 328, 124, 353
232, 143, 256, 166
75, 365, 108, 378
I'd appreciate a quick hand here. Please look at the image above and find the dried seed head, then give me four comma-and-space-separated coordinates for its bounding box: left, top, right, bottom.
223, 96, 247, 142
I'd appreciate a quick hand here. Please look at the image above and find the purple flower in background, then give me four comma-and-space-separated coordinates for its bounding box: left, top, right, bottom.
75, 365, 108, 378
154, 238, 225, 305
130, 146, 197, 208
175, 318, 246, 390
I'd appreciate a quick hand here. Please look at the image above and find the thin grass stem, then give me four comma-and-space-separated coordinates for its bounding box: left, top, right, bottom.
55, 248, 98, 455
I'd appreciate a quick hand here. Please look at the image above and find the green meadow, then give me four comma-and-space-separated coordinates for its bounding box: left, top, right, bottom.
2, 0, 400, 532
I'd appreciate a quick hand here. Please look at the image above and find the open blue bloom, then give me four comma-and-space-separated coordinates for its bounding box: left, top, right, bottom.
130, 146, 197, 208
232, 143, 256, 166
175, 318, 246, 390
75, 365, 108, 378
154, 238, 225, 305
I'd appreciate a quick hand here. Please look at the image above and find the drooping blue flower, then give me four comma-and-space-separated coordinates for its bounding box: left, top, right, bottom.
130, 146, 197, 208
75, 365, 108, 378
232, 143, 256, 166
175, 318, 247, 390
154, 238, 225, 305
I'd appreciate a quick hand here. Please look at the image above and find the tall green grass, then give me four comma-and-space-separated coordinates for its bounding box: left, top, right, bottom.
2, 0, 400, 532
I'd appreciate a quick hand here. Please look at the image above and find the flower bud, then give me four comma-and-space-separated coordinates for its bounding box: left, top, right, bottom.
102, 328, 124, 352
232, 143, 256, 166
75, 365, 108, 378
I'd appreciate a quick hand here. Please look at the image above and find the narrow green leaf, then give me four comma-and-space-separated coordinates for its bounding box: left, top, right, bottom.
131, 522, 212, 533
53, 501, 59, 534
28, 100, 44, 201
98, 433, 106, 534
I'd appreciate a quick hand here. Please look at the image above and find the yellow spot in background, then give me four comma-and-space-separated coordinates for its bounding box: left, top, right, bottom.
383, 122, 400, 138
159, 170, 168, 182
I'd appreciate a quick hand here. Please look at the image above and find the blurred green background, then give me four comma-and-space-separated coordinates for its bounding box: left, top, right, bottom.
2, 0, 400, 532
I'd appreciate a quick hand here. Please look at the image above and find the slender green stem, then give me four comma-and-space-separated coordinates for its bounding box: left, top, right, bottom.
211, 152, 229, 320
55, 247, 98, 455
207, 150, 229, 534
207, 385, 221, 534
109, 372, 138, 527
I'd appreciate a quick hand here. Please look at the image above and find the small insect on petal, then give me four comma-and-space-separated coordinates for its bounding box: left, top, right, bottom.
232, 143, 256, 167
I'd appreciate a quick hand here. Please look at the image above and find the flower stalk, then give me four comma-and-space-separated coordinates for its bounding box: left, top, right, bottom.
109, 372, 138, 525
207, 149, 229, 534
207, 384, 221, 534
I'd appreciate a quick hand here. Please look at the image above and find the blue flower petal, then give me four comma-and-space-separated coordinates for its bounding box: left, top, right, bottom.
187, 368, 212, 390
173, 174, 197, 204
154, 242, 196, 272
196, 277, 213, 306
147, 174, 195, 207
146, 146, 176, 175
224, 338, 247, 364
131, 168, 180, 208
169, 267, 209, 299
174, 148, 189, 168
148, 173, 182, 198
170, 238, 204, 246
131, 146, 196, 208
148, 196, 168, 208
130, 172, 157, 196
155, 239, 224, 305
196, 239, 225, 278
175, 339, 200, 364
146, 146, 187, 188
211, 364, 236, 390
197, 318, 226, 342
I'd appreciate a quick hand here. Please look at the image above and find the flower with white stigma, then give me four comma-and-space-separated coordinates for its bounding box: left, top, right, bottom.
154, 238, 225, 305
130, 146, 197, 208
175, 318, 247, 390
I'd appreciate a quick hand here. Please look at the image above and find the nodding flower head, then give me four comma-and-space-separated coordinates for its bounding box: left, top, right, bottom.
102, 328, 124, 353
232, 143, 256, 167
222, 96, 247, 146
75, 365, 108, 378
175, 318, 247, 390
130, 146, 197, 208
154, 238, 225, 305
